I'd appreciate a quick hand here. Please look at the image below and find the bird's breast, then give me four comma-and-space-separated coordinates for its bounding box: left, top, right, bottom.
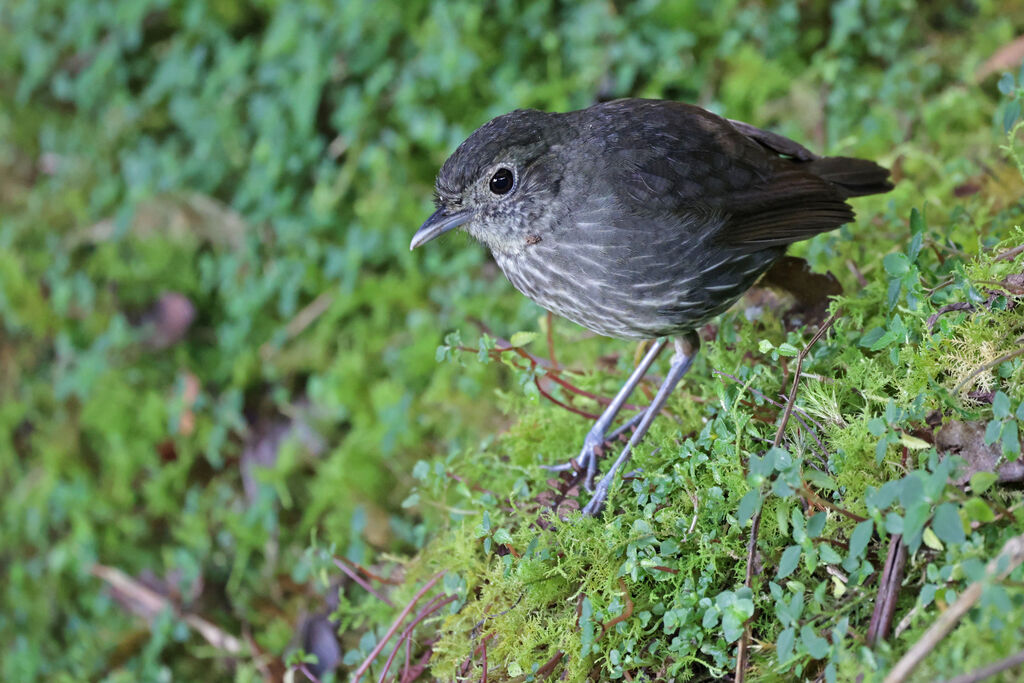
492, 230, 780, 340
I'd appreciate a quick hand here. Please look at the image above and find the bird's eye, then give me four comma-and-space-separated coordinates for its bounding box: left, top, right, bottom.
489, 168, 514, 195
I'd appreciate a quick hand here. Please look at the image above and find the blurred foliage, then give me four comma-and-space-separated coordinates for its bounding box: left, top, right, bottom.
2, 0, 1024, 681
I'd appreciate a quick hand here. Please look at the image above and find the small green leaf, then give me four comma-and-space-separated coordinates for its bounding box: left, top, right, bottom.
848, 519, 874, 560
807, 512, 827, 539
985, 419, 1003, 446
776, 626, 795, 663
899, 433, 931, 450
998, 71, 1016, 95
777, 545, 802, 579
963, 497, 996, 523
1005, 98, 1022, 133
993, 391, 1011, 418
909, 207, 925, 234
819, 543, 842, 565
412, 460, 430, 480
776, 342, 799, 357
1002, 420, 1020, 456
738, 489, 762, 525
969, 471, 998, 495
859, 327, 885, 348
922, 527, 943, 551
801, 624, 830, 659
508, 331, 537, 347
804, 469, 837, 490
883, 252, 910, 276
579, 597, 595, 655
722, 609, 745, 643
493, 527, 513, 544
867, 480, 901, 510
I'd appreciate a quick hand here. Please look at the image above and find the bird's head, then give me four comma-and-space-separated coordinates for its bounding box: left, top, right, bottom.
410, 108, 564, 256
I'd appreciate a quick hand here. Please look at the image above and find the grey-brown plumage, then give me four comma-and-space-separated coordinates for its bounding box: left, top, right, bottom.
414, 99, 891, 340
411, 98, 892, 515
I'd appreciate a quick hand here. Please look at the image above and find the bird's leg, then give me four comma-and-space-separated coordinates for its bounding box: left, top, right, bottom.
581, 332, 700, 517
544, 338, 668, 491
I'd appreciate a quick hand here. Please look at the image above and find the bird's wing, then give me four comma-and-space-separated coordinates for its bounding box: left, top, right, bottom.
605, 101, 887, 252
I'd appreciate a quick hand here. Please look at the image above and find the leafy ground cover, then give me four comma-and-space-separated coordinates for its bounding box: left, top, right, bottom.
2, 1, 1024, 681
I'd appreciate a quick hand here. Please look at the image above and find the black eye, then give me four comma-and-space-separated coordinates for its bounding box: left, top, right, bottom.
489, 168, 514, 195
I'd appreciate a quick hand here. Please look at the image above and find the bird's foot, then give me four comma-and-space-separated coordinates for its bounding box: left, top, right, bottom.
541, 430, 605, 491
542, 411, 646, 492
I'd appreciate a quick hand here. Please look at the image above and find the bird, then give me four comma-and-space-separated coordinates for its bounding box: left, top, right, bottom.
410, 98, 893, 516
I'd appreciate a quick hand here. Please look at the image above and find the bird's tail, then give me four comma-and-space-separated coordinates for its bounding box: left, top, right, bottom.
806, 156, 894, 199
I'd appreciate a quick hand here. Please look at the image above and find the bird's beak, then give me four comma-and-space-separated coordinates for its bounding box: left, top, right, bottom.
410, 208, 471, 250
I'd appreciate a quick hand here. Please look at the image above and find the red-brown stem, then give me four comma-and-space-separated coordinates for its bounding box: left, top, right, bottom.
334, 558, 394, 606
737, 309, 842, 683
352, 571, 446, 681
535, 376, 602, 419
599, 578, 634, 640
335, 555, 401, 585
298, 664, 322, 683
800, 484, 867, 523
380, 593, 457, 683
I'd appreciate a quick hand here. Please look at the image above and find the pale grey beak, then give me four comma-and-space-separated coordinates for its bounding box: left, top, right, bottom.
410, 208, 471, 250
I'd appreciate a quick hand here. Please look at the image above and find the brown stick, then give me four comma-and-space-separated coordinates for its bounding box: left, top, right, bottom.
734, 508, 762, 683
599, 578, 634, 639
534, 376, 602, 420
866, 535, 907, 646
884, 532, 1024, 683
944, 649, 1024, 683
735, 309, 842, 683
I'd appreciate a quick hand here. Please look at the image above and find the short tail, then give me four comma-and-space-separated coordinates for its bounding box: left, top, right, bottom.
805, 156, 894, 199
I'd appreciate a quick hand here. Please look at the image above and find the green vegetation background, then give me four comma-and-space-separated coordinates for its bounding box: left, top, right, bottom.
2, 1, 1024, 681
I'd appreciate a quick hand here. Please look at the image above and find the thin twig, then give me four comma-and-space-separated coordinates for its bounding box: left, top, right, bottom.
944, 649, 1024, 683
599, 578, 634, 639
951, 341, 1024, 395
380, 594, 457, 683
866, 534, 907, 646
712, 369, 832, 464
846, 259, 868, 288
534, 376, 602, 420
335, 555, 402, 585
298, 663, 322, 683
736, 309, 842, 683
334, 558, 394, 606
456, 341, 642, 412
91, 564, 244, 654
995, 243, 1024, 262
352, 571, 446, 681
734, 509, 762, 683
884, 532, 1024, 683
800, 484, 867, 523
774, 309, 842, 449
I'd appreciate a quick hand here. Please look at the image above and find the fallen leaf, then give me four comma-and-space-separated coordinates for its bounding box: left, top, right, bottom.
976, 35, 1024, 81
